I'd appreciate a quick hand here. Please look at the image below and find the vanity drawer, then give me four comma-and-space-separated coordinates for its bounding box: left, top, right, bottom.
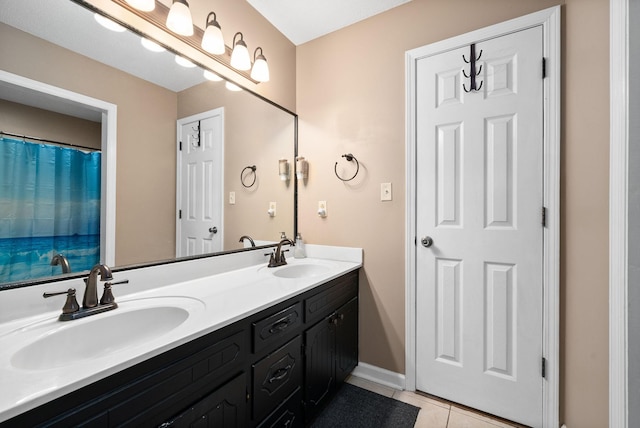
252, 302, 303, 353
252, 335, 303, 423
256, 387, 303, 428
304, 270, 358, 325
109, 329, 247, 426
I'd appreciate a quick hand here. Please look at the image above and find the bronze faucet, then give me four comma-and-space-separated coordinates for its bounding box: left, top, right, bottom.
239, 235, 255, 247
50, 254, 71, 274
268, 239, 295, 268
83, 264, 113, 308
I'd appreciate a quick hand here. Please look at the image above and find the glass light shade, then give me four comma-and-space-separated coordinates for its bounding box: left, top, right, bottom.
166, 0, 193, 36
251, 56, 269, 82
175, 55, 196, 68
141, 37, 165, 52
202, 15, 225, 55
125, 0, 155, 11
94, 14, 126, 32
230, 34, 251, 70
225, 81, 242, 91
279, 159, 290, 181
203, 70, 223, 81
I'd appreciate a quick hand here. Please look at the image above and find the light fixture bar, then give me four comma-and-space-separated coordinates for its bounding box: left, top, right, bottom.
111, 0, 259, 84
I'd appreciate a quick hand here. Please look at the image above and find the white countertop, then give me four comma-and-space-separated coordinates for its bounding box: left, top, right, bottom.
0, 245, 362, 422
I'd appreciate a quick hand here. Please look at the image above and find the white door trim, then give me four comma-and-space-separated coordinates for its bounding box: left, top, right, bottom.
175, 108, 225, 257
0, 70, 117, 267
405, 6, 561, 427
609, 0, 629, 426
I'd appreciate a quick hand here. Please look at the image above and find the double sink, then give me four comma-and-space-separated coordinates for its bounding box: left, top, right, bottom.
4, 259, 334, 372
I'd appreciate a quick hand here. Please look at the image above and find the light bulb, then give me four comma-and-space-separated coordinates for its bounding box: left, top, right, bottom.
166, 0, 193, 36
251, 48, 270, 82
202, 12, 225, 55
225, 82, 242, 91
230, 33, 251, 71
141, 37, 165, 52
94, 14, 126, 32
175, 55, 196, 68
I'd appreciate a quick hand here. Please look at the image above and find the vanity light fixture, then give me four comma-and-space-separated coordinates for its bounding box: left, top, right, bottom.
250, 47, 270, 82
279, 159, 290, 181
203, 70, 223, 81
225, 81, 242, 91
201, 12, 225, 55
94, 13, 126, 32
141, 37, 166, 52
166, 0, 194, 36
175, 55, 196, 68
125, 0, 155, 12
230, 32, 251, 71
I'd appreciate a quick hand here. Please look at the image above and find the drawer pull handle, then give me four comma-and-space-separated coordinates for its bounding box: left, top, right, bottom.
269, 365, 292, 383
269, 317, 292, 333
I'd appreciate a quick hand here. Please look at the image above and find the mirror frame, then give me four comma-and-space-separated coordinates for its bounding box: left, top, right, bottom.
0, 0, 298, 291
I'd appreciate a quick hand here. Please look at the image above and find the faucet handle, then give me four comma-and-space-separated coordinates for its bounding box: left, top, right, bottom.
100, 280, 129, 305
43, 288, 80, 314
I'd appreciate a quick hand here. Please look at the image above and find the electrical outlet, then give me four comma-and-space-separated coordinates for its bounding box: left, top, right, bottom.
229, 191, 236, 205
318, 200, 327, 217
381, 183, 392, 201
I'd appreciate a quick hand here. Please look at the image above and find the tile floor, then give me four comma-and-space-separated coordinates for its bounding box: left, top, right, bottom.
345, 376, 527, 428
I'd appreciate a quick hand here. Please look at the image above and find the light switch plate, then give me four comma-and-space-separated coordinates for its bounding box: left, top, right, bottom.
269, 201, 277, 217
229, 191, 236, 205
381, 183, 392, 201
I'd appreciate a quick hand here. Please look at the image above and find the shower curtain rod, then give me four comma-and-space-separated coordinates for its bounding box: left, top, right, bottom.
0, 130, 100, 152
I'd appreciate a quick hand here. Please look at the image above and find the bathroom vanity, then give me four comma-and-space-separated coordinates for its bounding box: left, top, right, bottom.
0, 246, 361, 427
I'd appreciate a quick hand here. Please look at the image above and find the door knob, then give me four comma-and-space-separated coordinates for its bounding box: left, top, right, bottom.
421, 236, 433, 248
209, 227, 218, 234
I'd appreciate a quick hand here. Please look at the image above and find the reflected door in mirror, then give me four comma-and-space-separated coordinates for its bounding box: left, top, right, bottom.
177, 109, 224, 257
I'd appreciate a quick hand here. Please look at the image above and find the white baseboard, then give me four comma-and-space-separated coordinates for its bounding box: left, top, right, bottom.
351, 362, 406, 391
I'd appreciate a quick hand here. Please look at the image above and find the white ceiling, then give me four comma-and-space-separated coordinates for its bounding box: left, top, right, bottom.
246, 0, 413, 45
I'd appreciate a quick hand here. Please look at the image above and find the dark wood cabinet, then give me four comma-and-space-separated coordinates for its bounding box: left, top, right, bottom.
303, 296, 359, 422
4, 269, 358, 428
161, 372, 247, 428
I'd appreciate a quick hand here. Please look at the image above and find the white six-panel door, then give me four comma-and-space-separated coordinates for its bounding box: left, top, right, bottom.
415, 26, 544, 427
177, 110, 224, 257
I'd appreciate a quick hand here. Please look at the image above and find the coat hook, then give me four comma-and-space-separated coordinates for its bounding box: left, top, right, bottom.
462, 43, 484, 93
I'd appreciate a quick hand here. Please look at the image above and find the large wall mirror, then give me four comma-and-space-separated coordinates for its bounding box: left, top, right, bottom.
0, 0, 297, 289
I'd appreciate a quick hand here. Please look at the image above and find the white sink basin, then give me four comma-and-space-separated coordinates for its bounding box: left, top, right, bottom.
269, 262, 332, 279
10, 297, 204, 371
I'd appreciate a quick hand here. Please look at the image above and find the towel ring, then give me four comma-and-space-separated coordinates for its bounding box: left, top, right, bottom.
241, 165, 257, 188
334, 153, 359, 182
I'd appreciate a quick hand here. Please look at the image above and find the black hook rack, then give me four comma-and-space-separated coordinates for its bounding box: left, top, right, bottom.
241, 165, 257, 188
191, 121, 201, 147
334, 153, 360, 182
462, 43, 483, 93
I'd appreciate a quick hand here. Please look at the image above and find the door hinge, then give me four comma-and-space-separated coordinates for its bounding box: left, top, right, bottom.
542, 57, 547, 79
542, 206, 547, 227
178, 209, 182, 219
179, 141, 182, 151
542, 357, 547, 378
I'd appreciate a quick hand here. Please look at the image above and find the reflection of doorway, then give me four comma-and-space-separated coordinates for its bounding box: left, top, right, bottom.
176, 108, 224, 257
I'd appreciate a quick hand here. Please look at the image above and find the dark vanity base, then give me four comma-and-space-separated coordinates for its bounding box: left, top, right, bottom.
3, 270, 359, 428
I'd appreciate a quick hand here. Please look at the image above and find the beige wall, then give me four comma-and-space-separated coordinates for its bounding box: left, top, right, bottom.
0, 99, 101, 149
296, 0, 609, 427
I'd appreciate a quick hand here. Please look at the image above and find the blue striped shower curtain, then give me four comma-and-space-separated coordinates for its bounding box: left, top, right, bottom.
0, 137, 101, 283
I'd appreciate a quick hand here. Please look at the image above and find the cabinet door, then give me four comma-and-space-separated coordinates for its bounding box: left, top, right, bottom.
304, 314, 336, 420
162, 372, 247, 428
335, 297, 358, 385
